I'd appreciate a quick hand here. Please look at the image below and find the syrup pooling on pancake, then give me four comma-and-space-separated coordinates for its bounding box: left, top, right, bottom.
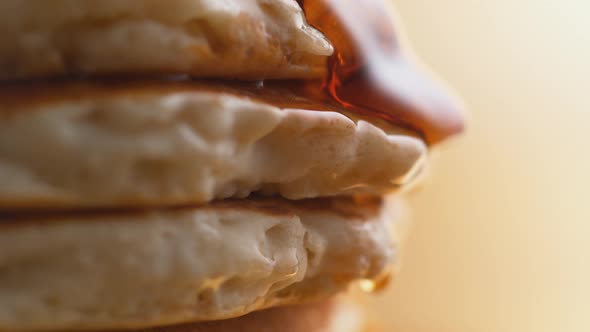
296, 0, 464, 144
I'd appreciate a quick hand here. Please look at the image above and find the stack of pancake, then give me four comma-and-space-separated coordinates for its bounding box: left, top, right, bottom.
0, 1, 462, 331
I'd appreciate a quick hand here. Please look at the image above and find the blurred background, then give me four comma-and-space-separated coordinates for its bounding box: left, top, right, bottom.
365, 0, 590, 331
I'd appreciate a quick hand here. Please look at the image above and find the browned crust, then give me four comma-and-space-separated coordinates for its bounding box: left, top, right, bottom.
0, 78, 336, 115
0, 78, 421, 138
0, 195, 383, 226
0, 75, 418, 137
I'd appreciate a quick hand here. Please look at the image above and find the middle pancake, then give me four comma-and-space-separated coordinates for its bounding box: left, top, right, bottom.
0, 80, 426, 209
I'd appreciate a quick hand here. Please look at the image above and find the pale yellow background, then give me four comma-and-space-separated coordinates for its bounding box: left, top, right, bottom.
367, 1, 590, 331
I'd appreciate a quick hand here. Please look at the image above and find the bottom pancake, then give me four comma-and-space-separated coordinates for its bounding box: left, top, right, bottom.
0, 197, 397, 331
133, 299, 366, 332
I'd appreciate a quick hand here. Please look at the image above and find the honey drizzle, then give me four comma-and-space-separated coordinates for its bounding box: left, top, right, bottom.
296, 0, 464, 144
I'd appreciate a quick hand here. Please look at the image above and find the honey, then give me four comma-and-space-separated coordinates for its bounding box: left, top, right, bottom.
296, 0, 464, 144
359, 272, 393, 294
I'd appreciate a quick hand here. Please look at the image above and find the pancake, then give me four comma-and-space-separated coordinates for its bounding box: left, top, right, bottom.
0, 0, 333, 81
133, 299, 367, 332
0, 196, 397, 331
0, 1, 466, 332
0, 80, 426, 209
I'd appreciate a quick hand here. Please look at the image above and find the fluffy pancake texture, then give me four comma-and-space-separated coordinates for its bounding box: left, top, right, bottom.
0, 197, 395, 331
134, 299, 366, 332
0, 0, 333, 81
0, 81, 426, 209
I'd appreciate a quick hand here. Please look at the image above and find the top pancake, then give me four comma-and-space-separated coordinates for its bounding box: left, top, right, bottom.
0, 0, 333, 81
